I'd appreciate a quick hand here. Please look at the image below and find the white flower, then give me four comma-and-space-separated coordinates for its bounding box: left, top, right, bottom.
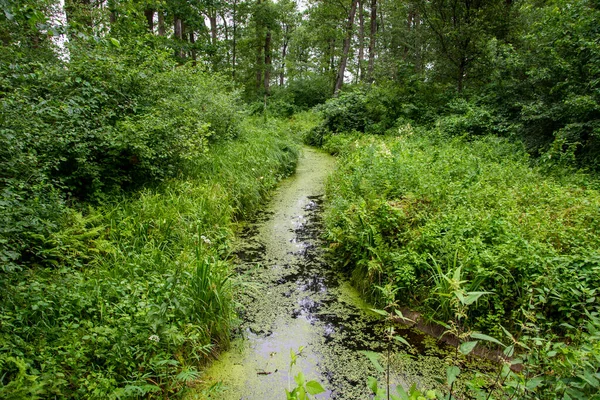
200, 235, 211, 245
149, 335, 160, 342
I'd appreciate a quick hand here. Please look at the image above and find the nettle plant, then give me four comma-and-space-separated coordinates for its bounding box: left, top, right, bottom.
286, 347, 326, 400
366, 256, 521, 400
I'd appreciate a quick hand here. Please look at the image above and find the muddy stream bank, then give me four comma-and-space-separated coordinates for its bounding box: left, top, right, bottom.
197, 146, 470, 399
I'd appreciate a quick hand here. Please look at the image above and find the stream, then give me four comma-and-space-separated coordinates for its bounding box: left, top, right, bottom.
198, 146, 462, 399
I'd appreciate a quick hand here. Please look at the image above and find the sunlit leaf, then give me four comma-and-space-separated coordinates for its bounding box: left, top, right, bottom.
306, 380, 326, 395
446, 366, 460, 387
459, 341, 478, 355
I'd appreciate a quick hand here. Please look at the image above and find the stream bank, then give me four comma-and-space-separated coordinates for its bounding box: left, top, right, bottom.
194, 146, 477, 399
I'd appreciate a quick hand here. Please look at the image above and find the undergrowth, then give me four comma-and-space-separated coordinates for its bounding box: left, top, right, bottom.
0, 118, 299, 398
322, 127, 600, 398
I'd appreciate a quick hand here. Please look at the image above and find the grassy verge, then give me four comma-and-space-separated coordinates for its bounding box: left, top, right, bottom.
321, 127, 600, 398
0, 118, 299, 399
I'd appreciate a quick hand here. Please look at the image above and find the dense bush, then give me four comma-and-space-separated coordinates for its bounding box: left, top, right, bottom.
0, 38, 245, 273
304, 82, 452, 146
0, 118, 299, 398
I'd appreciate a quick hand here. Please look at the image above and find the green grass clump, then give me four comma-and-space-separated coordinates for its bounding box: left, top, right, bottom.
0, 118, 299, 398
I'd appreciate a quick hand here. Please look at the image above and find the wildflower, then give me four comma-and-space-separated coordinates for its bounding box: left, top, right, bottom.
200, 235, 211, 245
149, 335, 160, 342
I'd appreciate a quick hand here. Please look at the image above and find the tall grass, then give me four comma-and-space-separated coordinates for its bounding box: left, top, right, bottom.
0, 118, 299, 398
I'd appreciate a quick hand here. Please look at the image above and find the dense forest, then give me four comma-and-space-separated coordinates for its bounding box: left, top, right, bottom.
1, 0, 599, 398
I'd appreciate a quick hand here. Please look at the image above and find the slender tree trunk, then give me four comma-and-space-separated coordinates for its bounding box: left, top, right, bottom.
209, 12, 217, 45
174, 16, 182, 40
232, 0, 238, 78
280, 25, 288, 86
334, 0, 359, 95
174, 16, 183, 58
328, 38, 335, 72
144, 9, 154, 33
221, 13, 230, 65
414, 12, 422, 73
264, 29, 272, 95
256, 43, 263, 90
367, 0, 377, 83
190, 31, 197, 65
357, 0, 365, 81
458, 59, 466, 93
158, 12, 165, 36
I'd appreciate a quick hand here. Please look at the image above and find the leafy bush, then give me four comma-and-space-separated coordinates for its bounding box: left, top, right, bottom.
0, 118, 299, 398
323, 131, 600, 336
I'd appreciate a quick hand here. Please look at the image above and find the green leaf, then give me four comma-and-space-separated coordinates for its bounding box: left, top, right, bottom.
109, 38, 121, 47
361, 351, 385, 372
306, 380, 326, 395
454, 290, 466, 305
294, 372, 305, 387
393, 335, 411, 347
459, 341, 478, 355
446, 365, 460, 387
395, 384, 409, 400
367, 376, 379, 394
525, 376, 544, 391
471, 332, 505, 347
463, 291, 491, 305
503, 345, 515, 357
371, 308, 389, 316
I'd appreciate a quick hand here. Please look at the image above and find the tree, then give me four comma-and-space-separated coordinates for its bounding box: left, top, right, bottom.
334, 0, 359, 95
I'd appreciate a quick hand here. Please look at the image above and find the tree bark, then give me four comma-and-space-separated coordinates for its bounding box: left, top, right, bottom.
232, 0, 238, 78
366, 0, 377, 83
174, 16, 184, 58
190, 31, 197, 65
158, 11, 166, 36
158, 12, 165, 36
280, 25, 289, 86
209, 13, 218, 45
328, 38, 335, 72
357, 0, 365, 81
264, 29, 272, 95
174, 16, 182, 40
144, 9, 154, 33
334, 0, 359, 95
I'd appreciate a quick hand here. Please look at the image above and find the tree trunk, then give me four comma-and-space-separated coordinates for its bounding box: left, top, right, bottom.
232, 0, 238, 78
334, 0, 359, 95
264, 29, 272, 95
174, 16, 183, 58
144, 9, 154, 33
209, 13, 218, 45
328, 38, 335, 72
357, 0, 365, 81
174, 16, 182, 40
280, 25, 288, 86
190, 31, 197, 65
256, 43, 263, 90
221, 13, 229, 65
366, 0, 377, 83
158, 12, 165, 36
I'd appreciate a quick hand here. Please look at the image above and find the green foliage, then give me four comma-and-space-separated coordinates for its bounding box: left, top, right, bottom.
323, 130, 600, 397
323, 129, 600, 350
0, 119, 299, 398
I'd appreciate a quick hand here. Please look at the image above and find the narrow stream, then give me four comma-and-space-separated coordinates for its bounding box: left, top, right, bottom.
199, 147, 459, 399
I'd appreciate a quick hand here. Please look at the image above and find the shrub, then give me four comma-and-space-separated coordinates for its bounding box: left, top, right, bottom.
323, 131, 600, 336
0, 118, 299, 398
